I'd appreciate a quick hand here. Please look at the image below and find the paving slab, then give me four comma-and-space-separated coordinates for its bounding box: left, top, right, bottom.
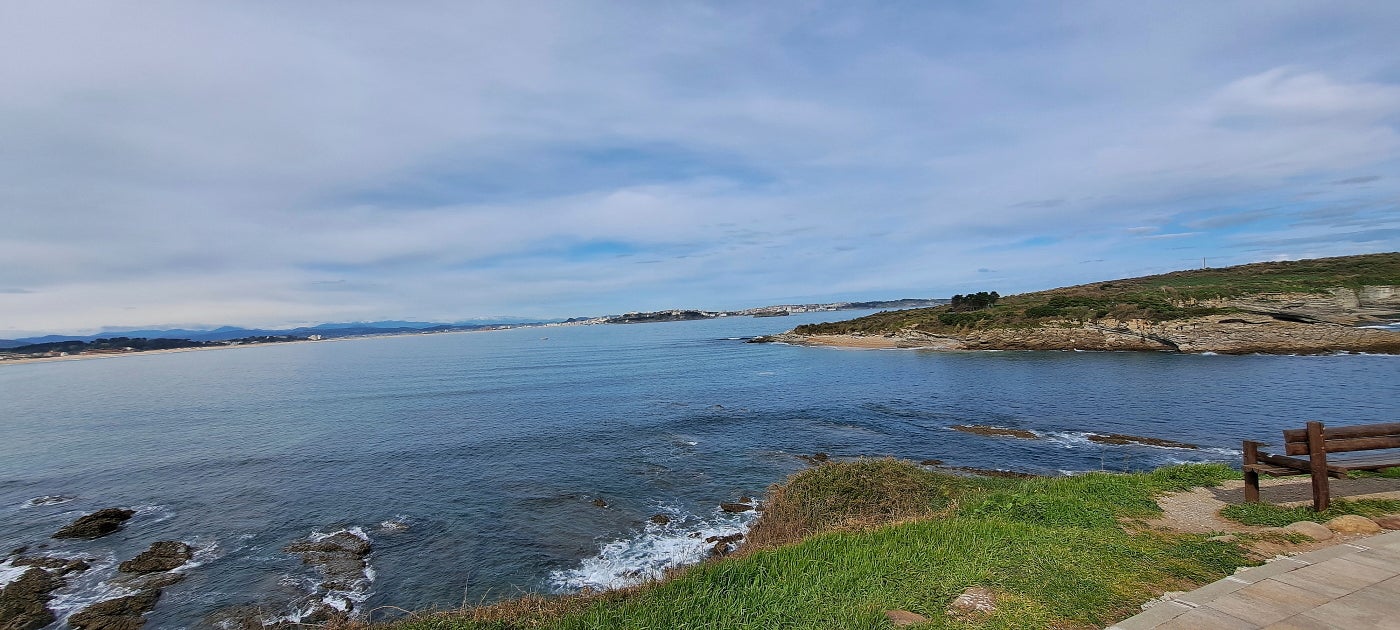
1107, 530, 1400, 630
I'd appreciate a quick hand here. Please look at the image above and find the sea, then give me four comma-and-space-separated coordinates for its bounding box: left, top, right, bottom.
1, 311, 1397, 627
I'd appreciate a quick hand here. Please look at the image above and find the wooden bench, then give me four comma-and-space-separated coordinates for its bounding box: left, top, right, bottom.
1243, 421, 1400, 511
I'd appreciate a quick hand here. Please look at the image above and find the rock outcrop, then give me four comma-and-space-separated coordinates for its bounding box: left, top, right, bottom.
118, 541, 192, 574
0, 567, 61, 630
53, 508, 136, 540
69, 591, 161, 630
283, 531, 372, 595
766, 310, 1400, 355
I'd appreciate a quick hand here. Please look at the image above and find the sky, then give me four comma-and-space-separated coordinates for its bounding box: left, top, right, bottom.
3, 1, 1400, 336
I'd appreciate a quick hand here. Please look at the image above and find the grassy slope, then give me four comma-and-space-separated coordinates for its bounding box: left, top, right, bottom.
792, 252, 1400, 336
387, 461, 1251, 630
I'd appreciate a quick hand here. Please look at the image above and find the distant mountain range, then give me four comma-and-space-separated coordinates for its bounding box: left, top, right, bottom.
0, 319, 544, 349
0, 299, 946, 349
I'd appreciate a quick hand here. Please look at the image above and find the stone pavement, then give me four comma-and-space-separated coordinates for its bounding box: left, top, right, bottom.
1107, 530, 1400, 630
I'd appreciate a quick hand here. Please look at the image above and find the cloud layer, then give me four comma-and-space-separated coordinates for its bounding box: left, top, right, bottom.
3, 2, 1399, 335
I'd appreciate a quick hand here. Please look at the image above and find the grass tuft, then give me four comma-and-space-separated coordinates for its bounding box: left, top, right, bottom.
1220, 498, 1400, 527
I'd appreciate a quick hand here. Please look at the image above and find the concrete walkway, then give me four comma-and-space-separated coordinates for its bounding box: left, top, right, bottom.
1108, 530, 1400, 630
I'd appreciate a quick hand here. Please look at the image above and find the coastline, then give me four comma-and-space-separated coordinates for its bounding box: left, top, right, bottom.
0, 327, 512, 367
759, 317, 1400, 355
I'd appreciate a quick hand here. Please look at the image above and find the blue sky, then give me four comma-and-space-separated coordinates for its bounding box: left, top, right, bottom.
2, 1, 1399, 336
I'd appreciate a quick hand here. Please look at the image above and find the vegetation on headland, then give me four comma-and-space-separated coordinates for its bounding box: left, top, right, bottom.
790, 253, 1400, 337
1220, 497, 1400, 527
373, 460, 1252, 630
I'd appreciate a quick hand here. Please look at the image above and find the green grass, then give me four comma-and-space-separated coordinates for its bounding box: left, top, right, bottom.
383, 462, 1252, 630
1220, 498, 1400, 527
792, 252, 1400, 336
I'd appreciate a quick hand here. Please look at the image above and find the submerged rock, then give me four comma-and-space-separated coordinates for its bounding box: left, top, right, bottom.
0, 567, 61, 630
1085, 433, 1198, 449
950, 425, 1038, 440
719, 502, 753, 513
69, 591, 161, 630
53, 508, 136, 540
649, 514, 671, 525
284, 531, 372, 593
591, 498, 608, 508
119, 541, 192, 574
12, 556, 89, 576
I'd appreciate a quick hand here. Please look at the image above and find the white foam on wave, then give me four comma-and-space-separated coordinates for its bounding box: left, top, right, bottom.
0, 559, 30, 588
42, 551, 133, 626
131, 503, 175, 526
548, 503, 758, 593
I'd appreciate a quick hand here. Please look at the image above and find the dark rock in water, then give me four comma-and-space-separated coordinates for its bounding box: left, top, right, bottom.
950, 425, 1039, 440
9, 546, 27, 557
649, 514, 671, 525
920, 459, 944, 466
719, 502, 754, 513
69, 590, 161, 630
1086, 433, 1198, 449
119, 541, 193, 574
299, 603, 350, 625
284, 531, 372, 594
797, 452, 830, 465
704, 533, 743, 545
710, 541, 732, 557
53, 508, 136, 540
591, 498, 608, 508
0, 567, 62, 630
202, 604, 272, 630
13, 556, 89, 576
949, 466, 1038, 479
283, 532, 370, 557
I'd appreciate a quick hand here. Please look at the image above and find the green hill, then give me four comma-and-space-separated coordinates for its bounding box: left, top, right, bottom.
792, 253, 1400, 337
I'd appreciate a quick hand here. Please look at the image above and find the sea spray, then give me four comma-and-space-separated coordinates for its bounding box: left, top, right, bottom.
548, 504, 759, 592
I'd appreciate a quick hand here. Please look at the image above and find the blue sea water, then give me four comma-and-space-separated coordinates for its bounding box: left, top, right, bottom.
1, 311, 1397, 627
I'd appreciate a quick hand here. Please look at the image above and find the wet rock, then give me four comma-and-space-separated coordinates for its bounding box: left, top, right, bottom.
1284, 521, 1333, 541
1085, 433, 1198, 449
885, 609, 930, 626
201, 604, 271, 630
948, 466, 1038, 479
284, 532, 370, 557
13, 556, 89, 576
0, 567, 61, 630
919, 459, 944, 466
69, 591, 161, 630
591, 498, 608, 508
704, 533, 743, 545
119, 541, 192, 574
649, 514, 671, 525
53, 508, 136, 540
1374, 515, 1400, 530
1326, 515, 1381, 534
8, 547, 26, 557
946, 586, 998, 621
797, 452, 830, 465
951, 425, 1039, 439
284, 531, 371, 593
719, 503, 754, 513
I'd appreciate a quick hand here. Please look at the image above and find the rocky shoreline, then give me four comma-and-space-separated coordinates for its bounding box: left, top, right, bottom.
756, 308, 1400, 355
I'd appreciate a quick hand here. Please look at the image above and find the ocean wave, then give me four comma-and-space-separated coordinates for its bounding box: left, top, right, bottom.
548, 504, 758, 593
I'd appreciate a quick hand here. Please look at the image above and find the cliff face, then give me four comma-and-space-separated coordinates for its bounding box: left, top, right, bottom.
767, 286, 1400, 355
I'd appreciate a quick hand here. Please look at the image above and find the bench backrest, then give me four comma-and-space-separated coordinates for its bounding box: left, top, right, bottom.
1283, 421, 1400, 456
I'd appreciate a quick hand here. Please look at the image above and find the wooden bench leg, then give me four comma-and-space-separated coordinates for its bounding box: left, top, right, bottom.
1243, 441, 1261, 503
1307, 421, 1330, 512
